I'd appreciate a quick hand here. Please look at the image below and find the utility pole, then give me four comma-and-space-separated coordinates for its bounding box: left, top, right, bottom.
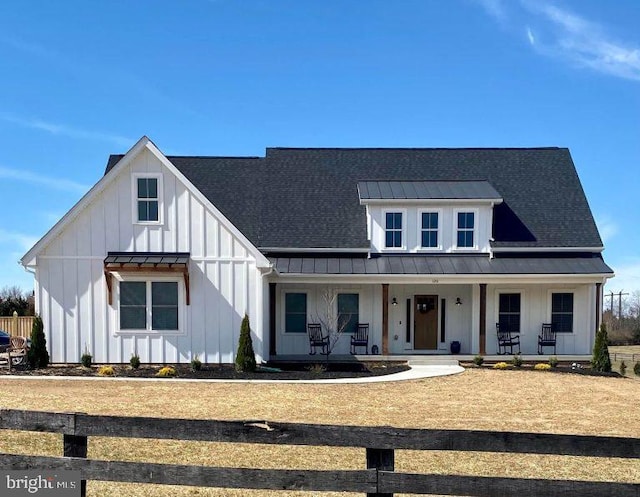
609, 291, 614, 315
618, 290, 629, 319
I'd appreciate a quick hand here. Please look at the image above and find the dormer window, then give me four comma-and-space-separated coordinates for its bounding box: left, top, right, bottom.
385, 212, 403, 248
456, 211, 475, 248
420, 211, 439, 248
133, 174, 163, 224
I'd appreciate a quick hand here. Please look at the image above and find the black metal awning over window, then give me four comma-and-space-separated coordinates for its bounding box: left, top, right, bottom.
104, 252, 191, 305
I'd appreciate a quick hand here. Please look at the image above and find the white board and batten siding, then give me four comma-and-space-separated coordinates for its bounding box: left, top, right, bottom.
35, 148, 263, 364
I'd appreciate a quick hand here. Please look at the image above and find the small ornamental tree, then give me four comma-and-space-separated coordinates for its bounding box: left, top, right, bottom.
235, 314, 257, 372
591, 323, 612, 373
27, 315, 49, 369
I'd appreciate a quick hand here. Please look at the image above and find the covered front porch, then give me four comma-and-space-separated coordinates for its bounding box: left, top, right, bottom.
267, 277, 604, 359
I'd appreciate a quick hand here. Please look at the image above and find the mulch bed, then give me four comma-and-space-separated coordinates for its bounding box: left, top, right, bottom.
460, 361, 623, 377
0, 361, 410, 380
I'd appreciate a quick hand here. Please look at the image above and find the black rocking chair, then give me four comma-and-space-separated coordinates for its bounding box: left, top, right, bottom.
538, 323, 557, 355
308, 323, 329, 355
496, 323, 521, 355
350, 323, 369, 355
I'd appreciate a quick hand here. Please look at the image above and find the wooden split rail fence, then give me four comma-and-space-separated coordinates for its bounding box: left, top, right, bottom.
0, 409, 639, 496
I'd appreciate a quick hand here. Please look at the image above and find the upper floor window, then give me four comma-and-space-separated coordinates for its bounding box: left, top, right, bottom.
133, 174, 163, 224
456, 212, 475, 248
421, 212, 439, 248
552, 292, 573, 333
385, 212, 403, 248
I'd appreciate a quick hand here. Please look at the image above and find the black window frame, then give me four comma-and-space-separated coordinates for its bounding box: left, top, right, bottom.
337, 293, 359, 334
456, 211, 475, 248
551, 292, 574, 333
284, 292, 307, 333
385, 212, 403, 248
420, 211, 439, 248
137, 177, 159, 222
498, 293, 521, 333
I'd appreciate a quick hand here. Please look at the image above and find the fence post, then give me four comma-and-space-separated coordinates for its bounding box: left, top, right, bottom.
366, 448, 394, 497
64, 432, 87, 497
12, 311, 18, 336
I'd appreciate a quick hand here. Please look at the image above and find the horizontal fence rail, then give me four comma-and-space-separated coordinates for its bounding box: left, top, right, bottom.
0, 409, 639, 497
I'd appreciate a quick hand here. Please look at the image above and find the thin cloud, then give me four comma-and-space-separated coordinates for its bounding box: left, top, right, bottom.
0, 165, 89, 194
526, 2, 640, 82
0, 112, 133, 147
606, 259, 640, 295
473, 0, 507, 22
526, 27, 535, 46
0, 229, 39, 252
595, 215, 618, 244
476, 1, 640, 82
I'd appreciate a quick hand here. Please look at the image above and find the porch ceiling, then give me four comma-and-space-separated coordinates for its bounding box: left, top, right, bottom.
269, 255, 613, 276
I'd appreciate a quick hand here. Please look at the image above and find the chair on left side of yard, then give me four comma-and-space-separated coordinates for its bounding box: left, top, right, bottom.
0, 336, 29, 369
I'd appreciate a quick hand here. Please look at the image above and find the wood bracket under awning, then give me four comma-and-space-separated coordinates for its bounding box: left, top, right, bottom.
103, 252, 191, 306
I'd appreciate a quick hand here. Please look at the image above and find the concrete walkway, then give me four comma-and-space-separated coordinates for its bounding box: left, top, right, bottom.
0, 363, 464, 384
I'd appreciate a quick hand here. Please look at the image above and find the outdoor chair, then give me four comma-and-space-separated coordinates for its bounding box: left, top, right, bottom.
308, 323, 329, 355
0, 336, 28, 369
538, 323, 557, 355
350, 323, 369, 355
496, 323, 521, 355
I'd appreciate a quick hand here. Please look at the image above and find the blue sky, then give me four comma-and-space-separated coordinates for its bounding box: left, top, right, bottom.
0, 0, 638, 295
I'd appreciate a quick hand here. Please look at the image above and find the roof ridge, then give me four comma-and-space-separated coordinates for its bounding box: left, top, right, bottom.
167, 155, 264, 159
266, 146, 563, 151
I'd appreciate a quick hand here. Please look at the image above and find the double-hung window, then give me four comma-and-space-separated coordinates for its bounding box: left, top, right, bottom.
120, 280, 179, 332
551, 293, 573, 333
385, 212, 403, 248
133, 174, 162, 224
285, 293, 307, 333
420, 212, 439, 248
337, 293, 359, 334
456, 212, 475, 248
498, 293, 521, 333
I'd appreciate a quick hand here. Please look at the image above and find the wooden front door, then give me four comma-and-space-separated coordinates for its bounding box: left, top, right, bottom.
414, 295, 438, 350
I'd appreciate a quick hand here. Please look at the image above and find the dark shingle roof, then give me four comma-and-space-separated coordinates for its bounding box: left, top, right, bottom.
105, 147, 604, 251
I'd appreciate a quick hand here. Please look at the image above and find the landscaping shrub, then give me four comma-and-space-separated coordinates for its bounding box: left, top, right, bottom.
98, 365, 115, 376
235, 314, 257, 372
535, 363, 551, 371
307, 363, 327, 374
472, 355, 484, 366
27, 314, 49, 369
190, 355, 202, 372
548, 356, 559, 368
493, 362, 509, 370
130, 353, 140, 369
156, 366, 176, 377
634, 362, 640, 376
591, 323, 612, 373
81, 347, 92, 368
620, 361, 627, 376
511, 354, 523, 368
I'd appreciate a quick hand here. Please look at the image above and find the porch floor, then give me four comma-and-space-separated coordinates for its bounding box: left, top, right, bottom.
269, 354, 592, 366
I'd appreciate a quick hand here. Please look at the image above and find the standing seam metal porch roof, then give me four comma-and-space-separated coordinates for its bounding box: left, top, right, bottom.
269, 255, 613, 275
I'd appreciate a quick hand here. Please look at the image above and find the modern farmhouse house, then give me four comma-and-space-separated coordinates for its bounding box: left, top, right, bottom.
21, 137, 613, 364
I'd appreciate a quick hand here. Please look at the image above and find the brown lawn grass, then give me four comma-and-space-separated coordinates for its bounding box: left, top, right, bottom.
0, 368, 638, 496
